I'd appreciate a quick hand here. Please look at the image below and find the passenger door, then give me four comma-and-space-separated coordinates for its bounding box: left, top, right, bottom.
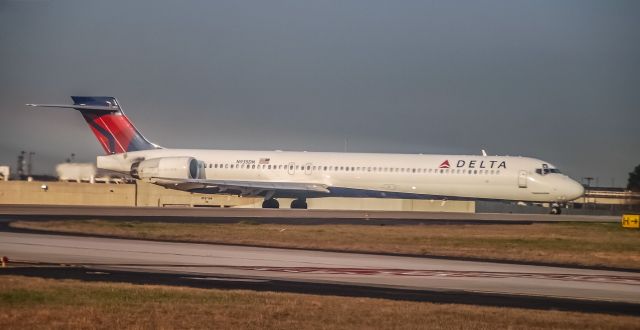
518, 170, 528, 188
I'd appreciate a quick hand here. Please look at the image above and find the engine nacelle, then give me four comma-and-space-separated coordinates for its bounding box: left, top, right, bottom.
130, 157, 200, 180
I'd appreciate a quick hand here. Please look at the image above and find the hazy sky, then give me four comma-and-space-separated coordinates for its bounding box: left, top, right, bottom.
1, 0, 638, 186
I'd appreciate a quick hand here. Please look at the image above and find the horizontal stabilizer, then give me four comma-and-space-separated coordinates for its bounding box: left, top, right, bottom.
26, 104, 119, 112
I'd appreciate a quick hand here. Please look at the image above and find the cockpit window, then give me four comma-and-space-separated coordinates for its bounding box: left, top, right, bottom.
536, 163, 561, 175
536, 168, 562, 175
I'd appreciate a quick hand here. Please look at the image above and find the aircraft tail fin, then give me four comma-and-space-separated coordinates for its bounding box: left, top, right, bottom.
27, 96, 159, 155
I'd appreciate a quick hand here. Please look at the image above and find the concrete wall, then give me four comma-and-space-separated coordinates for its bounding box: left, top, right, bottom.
309, 198, 474, 212
0, 180, 136, 206
0, 180, 475, 212
135, 181, 261, 207
236, 197, 475, 212
0, 181, 261, 208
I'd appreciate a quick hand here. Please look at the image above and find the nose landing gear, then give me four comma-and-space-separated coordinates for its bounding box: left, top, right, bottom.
550, 203, 563, 215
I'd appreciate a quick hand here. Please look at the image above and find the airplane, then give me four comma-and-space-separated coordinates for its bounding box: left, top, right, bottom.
28, 96, 584, 214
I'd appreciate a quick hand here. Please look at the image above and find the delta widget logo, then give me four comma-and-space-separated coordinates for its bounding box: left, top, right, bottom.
439, 159, 507, 169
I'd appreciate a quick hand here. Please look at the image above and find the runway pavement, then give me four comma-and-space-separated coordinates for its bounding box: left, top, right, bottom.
0, 204, 619, 225
1, 230, 639, 315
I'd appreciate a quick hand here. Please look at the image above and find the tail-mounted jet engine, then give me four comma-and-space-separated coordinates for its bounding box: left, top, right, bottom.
130, 157, 200, 180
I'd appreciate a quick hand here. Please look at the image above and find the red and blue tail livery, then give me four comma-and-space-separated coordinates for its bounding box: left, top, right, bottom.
28, 96, 158, 154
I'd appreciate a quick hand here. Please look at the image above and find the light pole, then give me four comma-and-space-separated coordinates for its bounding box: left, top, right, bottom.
17, 151, 25, 179
27, 152, 35, 176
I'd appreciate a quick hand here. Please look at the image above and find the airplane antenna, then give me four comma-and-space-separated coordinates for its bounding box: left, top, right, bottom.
481, 149, 487, 157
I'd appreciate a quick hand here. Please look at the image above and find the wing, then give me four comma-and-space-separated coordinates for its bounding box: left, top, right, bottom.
151, 177, 330, 196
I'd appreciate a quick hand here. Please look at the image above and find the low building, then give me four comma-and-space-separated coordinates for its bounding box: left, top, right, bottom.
572, 187, 640, 214
56, 163, 130, 184
0, 166, 9, 181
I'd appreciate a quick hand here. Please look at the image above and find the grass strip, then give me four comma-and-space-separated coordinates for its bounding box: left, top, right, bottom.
1, 275, 639, 329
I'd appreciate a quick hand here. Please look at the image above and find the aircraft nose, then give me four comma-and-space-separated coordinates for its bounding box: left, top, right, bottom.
566, 180, 585, 201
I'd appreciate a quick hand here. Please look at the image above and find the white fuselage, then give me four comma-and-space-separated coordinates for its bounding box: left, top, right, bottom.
98, 149, 585, 203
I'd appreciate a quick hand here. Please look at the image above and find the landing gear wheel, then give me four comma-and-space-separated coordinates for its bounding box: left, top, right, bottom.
290, 199, 308, 209
262, 198, 280, 209
550, 205, 562, 215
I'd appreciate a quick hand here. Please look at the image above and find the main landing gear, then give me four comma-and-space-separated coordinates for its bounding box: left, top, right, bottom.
260, 193, 307, 209
262, 198, 280, 209
290, 198, 308, 209
550, 203, 562, 215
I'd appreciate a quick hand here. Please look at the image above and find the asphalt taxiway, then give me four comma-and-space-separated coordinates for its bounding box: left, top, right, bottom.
1, 230, 639, 315
0, 204, 619, 225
